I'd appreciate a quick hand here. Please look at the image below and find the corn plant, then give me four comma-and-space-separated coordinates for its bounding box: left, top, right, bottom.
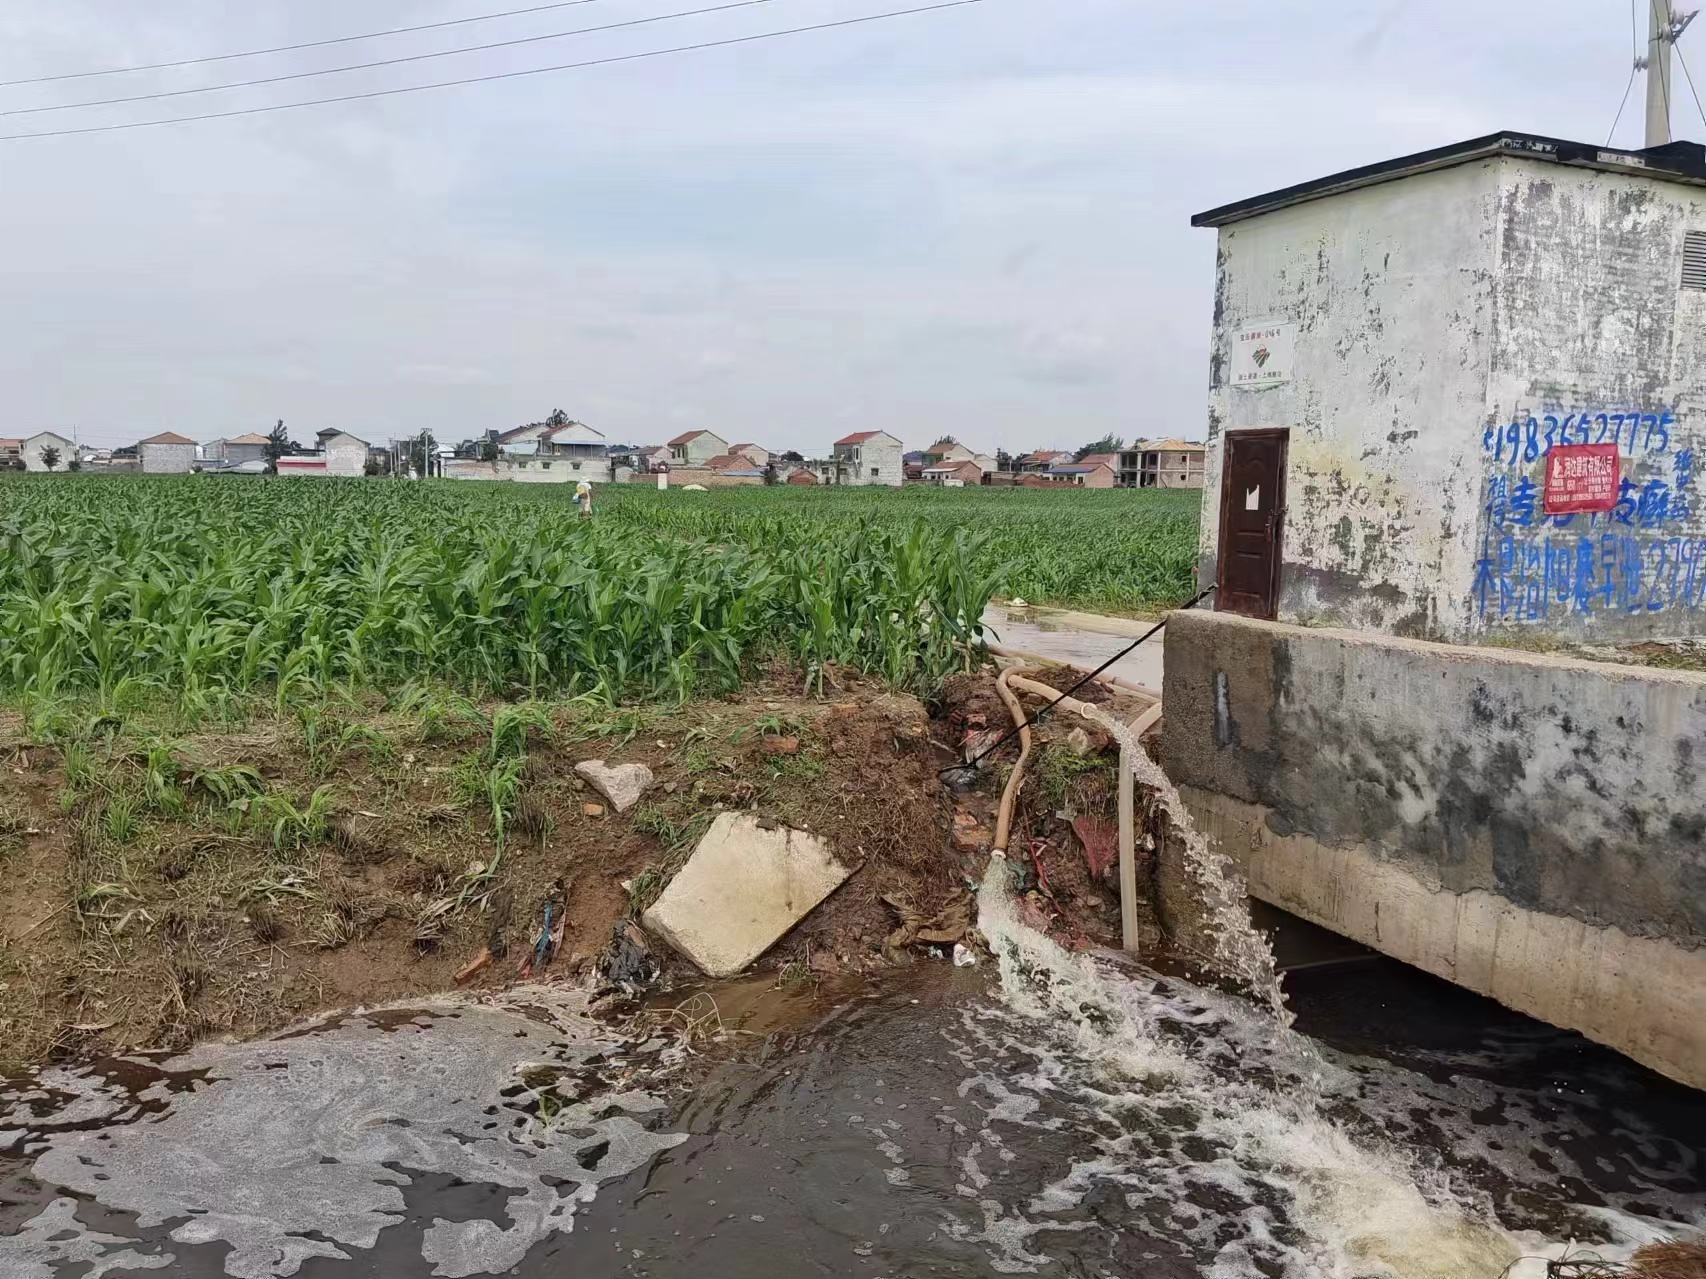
0, 474, 1202, 706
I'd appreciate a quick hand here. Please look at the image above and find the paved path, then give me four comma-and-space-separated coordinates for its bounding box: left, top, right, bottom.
979, 603, 1167, 692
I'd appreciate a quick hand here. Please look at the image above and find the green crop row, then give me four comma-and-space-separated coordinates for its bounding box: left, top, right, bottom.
598, 482, 1201, 614
0, 477, 1003, 709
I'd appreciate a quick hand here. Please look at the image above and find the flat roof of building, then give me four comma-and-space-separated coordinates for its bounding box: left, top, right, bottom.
1192, 132, 1706, 228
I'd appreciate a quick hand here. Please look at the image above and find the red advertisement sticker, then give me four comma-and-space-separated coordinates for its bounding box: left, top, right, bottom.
1543, 443, 1621, 514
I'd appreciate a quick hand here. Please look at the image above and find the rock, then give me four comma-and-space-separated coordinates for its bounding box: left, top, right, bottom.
574, 760, 654, 813
642, 812, 852, 978
1064, 727, 1094, 757
760, 736, 801, 757
951, 811, 990, 852
583, 802, 606, 818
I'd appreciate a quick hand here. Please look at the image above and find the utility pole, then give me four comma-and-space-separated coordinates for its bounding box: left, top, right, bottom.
1647, 0, 1676, 147
1644, 0, 1700, 147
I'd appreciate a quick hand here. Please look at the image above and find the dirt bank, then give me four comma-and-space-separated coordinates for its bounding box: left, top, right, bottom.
0, 667, 1157, 1066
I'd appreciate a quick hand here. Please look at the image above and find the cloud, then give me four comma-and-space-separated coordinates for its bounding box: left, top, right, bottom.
0, 0, 1641, 453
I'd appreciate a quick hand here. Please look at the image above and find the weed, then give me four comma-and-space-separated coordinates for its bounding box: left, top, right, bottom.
488, 702, 555, 763
735, 711, 807, 741
631, 803, 712, 853
392, 684, 484, 744
1036, 746, 1111, 814
61, 739, 100, 794
261, 785, 337, 855
190, 763, 264, 808
137, 741, 185, 815
625, 868, 666, 917
765, 749, 826, 782
484, 758, 525, 849
570, 708, 649, 748
776, 961, 817, 993
101, 794, 140, 845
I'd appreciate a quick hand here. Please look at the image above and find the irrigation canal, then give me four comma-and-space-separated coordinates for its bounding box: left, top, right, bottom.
1, 872, 1702, 1279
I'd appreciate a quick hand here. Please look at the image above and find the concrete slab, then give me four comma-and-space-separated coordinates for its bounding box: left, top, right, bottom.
982, 603, 1168, 692
642, 813, 851, 978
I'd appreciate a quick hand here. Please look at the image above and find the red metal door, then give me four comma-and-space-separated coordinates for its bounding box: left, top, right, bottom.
1215, 429, 1288, 620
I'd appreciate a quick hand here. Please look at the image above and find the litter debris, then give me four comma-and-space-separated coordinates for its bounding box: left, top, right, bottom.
952, 943, 978, 967
599, 920, 659, 989
582, 802, 606, 818
574, 760, 655, 813
883, 892, 973, 960
643, 812, 851, 978
1072, 815, 1118, 881
517, 889, 566, 979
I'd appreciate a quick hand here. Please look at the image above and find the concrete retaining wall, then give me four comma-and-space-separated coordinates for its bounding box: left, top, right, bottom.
1162, 608, 1706, 1087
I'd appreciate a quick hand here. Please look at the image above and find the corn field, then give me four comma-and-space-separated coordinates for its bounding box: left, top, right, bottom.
601, 483, 1200, 613
0, 477, 1005, 708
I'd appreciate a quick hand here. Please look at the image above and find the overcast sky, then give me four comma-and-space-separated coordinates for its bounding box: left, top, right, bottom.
0, 0, 1677, 453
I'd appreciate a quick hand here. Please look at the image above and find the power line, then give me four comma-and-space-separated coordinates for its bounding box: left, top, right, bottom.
1677, 39, 1706, 132
1608, 66, 1638, 144
0, 0, 608, 87
0, 0, 985, 142
1, 0, 790, 118
1610, 0, 1641, 145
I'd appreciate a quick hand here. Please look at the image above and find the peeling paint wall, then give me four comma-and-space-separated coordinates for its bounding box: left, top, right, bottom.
1478, 160, 1706, 641
1203, 162, 1500, 638
1162, 609, 1706, 1086
1203, 156, 1706, 642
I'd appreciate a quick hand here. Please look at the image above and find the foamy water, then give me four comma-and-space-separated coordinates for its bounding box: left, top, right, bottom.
0, 987, 686, 1278
968, 856, 1701, 1277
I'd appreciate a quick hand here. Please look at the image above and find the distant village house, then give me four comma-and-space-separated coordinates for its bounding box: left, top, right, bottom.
831, 431, 904, 486
668, 430, 728, 467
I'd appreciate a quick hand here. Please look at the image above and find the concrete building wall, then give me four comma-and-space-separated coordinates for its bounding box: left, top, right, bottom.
664, 466, 761, 488
139, 442, 196, 474
848, 437, 904, 486
1474, 161, 1706, 642
1202, 160, 1501, 639
1155, 450, 1204, 488
672, 433, 727, 466
207, 440, 269, 465
321, 435, 370, 478
1162, 608, 1706, 1088
21, 432, 74, 472
1204, 155, 1706, 643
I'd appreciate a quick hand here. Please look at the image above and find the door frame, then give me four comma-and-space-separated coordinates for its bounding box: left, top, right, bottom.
1214, 428, 1289, 620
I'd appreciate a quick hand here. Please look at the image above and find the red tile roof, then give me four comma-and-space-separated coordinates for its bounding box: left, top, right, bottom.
668, 429, 715, 447
0, 439, 22, 451
139, 431, 196, 445
835, 430, 887, 445
226, 432, 272, 445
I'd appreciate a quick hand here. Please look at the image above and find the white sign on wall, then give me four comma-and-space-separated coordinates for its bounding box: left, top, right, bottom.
1230, 321, 1295, 388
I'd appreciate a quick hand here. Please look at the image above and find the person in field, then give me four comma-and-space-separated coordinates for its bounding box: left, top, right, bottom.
574, 479, 594, 518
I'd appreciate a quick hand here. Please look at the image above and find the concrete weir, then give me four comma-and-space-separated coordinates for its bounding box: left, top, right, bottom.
1162, 610, 1706, 1090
